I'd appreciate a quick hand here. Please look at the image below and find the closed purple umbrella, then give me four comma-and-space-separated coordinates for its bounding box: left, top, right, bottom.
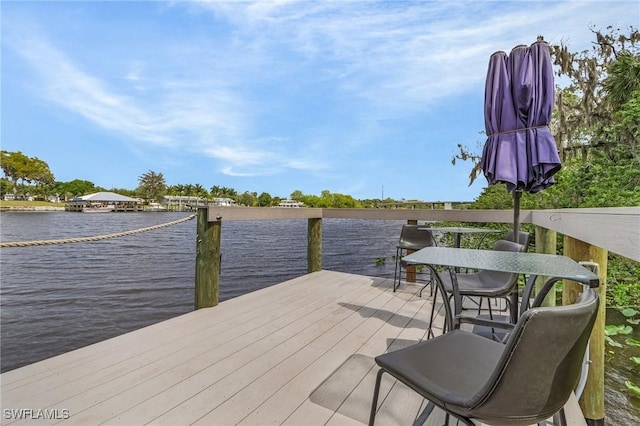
480, 38, 561, 237
524, 40, 561, 192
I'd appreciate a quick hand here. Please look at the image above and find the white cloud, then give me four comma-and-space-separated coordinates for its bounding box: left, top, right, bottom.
4, 0, 636, 188
191, 0, 636, 111
3, 6, 342, 179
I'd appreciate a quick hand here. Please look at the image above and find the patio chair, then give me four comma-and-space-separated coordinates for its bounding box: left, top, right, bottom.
475, 230, 531, 316
368, 287, 599, 426
505, 230, 531, 248
427, 239, 525, 337
393, 225, 437, 292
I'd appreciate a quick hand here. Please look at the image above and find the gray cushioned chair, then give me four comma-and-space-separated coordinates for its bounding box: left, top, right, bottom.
505, 230, 531, 248
394, 225, 437, 292
427, 239, 526, 337
368, 288, 599, 426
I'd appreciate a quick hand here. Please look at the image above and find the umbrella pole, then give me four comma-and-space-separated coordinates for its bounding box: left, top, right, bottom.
510, 189, 522, 323
512, 189, 522, 242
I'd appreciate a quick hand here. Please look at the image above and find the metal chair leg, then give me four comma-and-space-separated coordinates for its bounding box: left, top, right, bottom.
369, 369, 385, 426
553, 408, 567, 426
393, 248, 402, 292
412, 401, 435, 426
418, 272, 433, 298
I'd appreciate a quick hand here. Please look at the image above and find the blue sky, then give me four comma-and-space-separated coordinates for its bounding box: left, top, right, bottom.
2, 1, 638, 201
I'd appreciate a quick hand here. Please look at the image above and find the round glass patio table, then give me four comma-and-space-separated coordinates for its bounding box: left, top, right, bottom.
402, 246, 599, 334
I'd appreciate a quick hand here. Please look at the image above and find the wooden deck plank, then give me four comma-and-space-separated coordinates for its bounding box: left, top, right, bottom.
100, 276, 384, 425
2, 272, 356, 408
229, 292, 421, 425
323, 295, 428, 424
3, 272, 350, 422
1, 270, 586, 426
2, 272, 325, 389
332, 297, 437, 426
147, 277, 396, 426
42, 274, 380, 426
239, 284, 433, 426
281, 283, 443, 426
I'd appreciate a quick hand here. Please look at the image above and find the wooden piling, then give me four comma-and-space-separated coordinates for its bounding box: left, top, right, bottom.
563, 235, 608, 426
534, 226, 557, 306
195, 208, 221, 309
308, 218, 322, 273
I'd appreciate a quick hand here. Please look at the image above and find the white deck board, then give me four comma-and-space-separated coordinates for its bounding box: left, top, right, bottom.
1, 270, 585, 426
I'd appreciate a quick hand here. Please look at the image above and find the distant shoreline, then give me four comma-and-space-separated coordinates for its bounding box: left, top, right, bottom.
0, 206, 66, 212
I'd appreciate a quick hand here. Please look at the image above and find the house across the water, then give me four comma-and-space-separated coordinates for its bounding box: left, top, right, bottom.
161, 195, 205, 211
65, 192, 143, 212
277, 199, 305, 208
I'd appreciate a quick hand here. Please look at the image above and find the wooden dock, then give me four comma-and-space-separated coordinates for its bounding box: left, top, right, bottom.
1, 271, 585, 425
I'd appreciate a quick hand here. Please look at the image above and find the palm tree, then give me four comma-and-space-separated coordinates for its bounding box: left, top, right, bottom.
193, 184, 209, 199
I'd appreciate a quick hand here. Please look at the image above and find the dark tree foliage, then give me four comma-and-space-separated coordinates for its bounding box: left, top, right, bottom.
0, 151, 55, 196
552, 26, 640, 160
136, 170, 166, 203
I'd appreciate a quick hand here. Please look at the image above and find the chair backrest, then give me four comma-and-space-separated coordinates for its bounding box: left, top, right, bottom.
467, 289, 599, 425
398, 225, 437, 251
505, 230, 531, 250
476, 239, 526, 292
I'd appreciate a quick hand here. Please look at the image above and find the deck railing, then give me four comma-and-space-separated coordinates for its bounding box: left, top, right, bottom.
196, 206, 639, 426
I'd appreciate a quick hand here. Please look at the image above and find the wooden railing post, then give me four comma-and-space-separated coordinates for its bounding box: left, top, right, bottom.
195, 208, 221, 309
563, 235, 608, 426
534, 226, 557, 306
308, 218, 322, 273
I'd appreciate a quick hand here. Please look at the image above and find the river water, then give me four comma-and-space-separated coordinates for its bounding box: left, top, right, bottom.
0, 212, 403, 372
1, 211, 637, 424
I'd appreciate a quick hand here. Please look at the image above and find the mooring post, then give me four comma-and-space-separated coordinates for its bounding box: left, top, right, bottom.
563, 235, 608, 426
307, 218, 322, 273
534, 226, 557, 306
195, 207, 221, 309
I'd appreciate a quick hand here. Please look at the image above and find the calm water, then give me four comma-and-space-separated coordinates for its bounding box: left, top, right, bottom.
1, 212, 637, 424
0, 212, 402, 372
